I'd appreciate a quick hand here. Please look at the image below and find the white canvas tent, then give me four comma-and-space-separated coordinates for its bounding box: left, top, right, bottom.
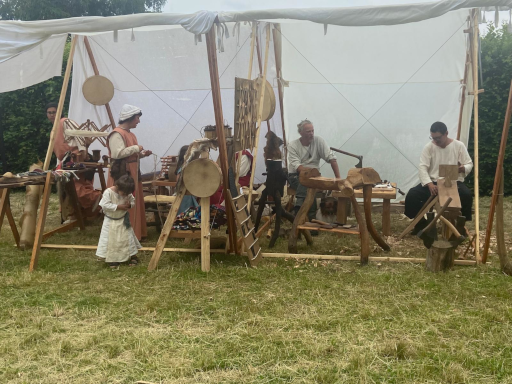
1, 0, 512, 262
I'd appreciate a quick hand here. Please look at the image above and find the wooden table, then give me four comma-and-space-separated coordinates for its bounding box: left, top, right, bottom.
332, 182, 397, 236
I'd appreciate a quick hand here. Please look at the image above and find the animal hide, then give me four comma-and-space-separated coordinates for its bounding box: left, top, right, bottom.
263, 131, 283, 166
182, 138, 218, 169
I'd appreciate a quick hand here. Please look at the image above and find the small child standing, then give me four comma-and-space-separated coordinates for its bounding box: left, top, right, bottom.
96, 175, 141, 269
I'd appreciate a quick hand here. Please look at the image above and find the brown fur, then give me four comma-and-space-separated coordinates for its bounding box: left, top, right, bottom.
263, 131, 283, 164
183, 138, 218, 169
320, 196, 337, 217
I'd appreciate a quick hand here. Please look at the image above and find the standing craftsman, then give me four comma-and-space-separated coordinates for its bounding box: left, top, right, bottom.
107, 104, 152, 241
405, 121, 473, 234
287, 119, 340, 220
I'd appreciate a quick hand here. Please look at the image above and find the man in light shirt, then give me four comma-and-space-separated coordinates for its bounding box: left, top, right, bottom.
287, 119, 340, 220
405, 121, 473, 234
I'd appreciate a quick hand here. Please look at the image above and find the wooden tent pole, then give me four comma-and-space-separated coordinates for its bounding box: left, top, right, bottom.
83, 37, 117, 128
456, 51, 471, 140
482, 80, 512, 263
205, 25, 239, 254
247, 23, 271, 211
42, 35, 78, 171
471, 9, 481, 263
272, 23, 288, 167
255, 27, 272, 133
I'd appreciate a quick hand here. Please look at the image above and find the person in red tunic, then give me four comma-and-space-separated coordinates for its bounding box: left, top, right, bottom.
106, 104, 152, 241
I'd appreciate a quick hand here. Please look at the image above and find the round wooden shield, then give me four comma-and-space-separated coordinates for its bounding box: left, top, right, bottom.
82, 75, 114, 105
262, 80, 276, 122
182, 158, 222, 198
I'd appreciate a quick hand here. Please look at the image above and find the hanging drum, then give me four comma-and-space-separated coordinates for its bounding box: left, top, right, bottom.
260, 79, 276, 122
82, 75, 115, 106
182, 158, 222, 198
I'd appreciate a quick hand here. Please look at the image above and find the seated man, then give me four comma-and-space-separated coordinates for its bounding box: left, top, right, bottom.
405, 121, 473, 233
287, 119, 340, 220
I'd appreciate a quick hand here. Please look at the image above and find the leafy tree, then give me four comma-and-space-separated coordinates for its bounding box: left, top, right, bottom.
0, 0, 167, 173
466, 24, 512, 195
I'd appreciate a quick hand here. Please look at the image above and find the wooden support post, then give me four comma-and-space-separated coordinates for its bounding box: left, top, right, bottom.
496, 168, 512, 275
66, 178, 85, 231
482, 80, 512, 263
336, 196, 349, 225
350, 194, 370, 265
148, 183, 186, 271
288, 188, 316, 254
4, 194, 20, 247
201, 196, 211, 272
97, 165, 107, 192
382, 199, 391, 237
29, 173, 53, 271
272, 23, 288, 167
255, 26, 272, 133
457, 50, 471, 140
248, 23, 271, 211
471, 9, 481, 263
43, 35, 78, 171
83, 36, 117, 128
362, 185, 390, 251
205, 26, 239, 255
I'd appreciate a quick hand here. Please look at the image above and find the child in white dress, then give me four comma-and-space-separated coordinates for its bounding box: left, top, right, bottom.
96, 175, 141, 269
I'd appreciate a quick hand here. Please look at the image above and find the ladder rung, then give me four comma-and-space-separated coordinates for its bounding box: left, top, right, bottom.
250, 247, 261, 261
244, 227, 255, 238
248, 238, 258, 250
236, 204, 248, 213
240, 216, 251, 225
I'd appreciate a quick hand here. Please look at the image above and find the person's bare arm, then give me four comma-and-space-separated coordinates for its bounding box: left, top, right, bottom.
330, 159, 341, 179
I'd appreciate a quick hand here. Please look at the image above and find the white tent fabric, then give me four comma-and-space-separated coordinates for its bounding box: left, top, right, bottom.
68, 25, 280, 186
281, 9, 474, 195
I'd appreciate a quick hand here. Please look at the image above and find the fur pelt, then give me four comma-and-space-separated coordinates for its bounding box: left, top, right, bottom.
263, 131, 283, 166
182, 138, 218, 169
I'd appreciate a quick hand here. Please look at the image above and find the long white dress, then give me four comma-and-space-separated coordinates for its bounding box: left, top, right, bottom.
96, 188, 141, 263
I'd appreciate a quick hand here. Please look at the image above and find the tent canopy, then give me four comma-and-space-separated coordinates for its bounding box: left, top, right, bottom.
1, 0, 510, 195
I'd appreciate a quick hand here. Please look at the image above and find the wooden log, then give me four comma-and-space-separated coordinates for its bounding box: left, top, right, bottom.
482, 80, 512, 263
288, 187, 316, 253
471, 9, 481, 263
29, 173, 53, 271
425, 241, 455, 272
205, 26, 239, 254
350, 194, 370, 265
201, 196, 210, 272
298, 168, 353, 194
363, 185, 390, 251
346, 167, 381, 187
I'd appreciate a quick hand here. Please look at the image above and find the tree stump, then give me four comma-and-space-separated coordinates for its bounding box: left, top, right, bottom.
425, 240, 455, 272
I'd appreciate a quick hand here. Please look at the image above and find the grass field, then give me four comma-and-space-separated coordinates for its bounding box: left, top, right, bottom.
1, 192, 512, 383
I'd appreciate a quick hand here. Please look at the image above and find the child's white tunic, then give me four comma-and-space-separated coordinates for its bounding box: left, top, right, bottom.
96, 188, 141, 262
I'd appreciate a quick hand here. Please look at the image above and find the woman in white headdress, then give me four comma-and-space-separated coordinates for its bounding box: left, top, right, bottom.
106, 104, 152, 240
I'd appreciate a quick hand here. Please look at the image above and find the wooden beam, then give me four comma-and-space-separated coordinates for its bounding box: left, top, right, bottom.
201, 196, 210, 272
272, 23, 287, 167
29, 173, 53, 271
83, 36, 117, 128
43, 35, 77, 171
351, 194, 370, 265
205, 25, 239, 255
457, 50, 471, 140
255, 25, 272, 133
41, 244, 226, 253
42, 220, 78, 241
248, 23, 271, 211
471, 9, 481, 263
482, 80, 512, 263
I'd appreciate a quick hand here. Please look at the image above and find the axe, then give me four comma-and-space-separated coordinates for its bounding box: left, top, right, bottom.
330, 147, 363, 168
417, 197, 452, 249
439, 216, 466, 248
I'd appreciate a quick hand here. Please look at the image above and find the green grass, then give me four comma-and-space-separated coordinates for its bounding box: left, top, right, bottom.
1, 192, 512, 383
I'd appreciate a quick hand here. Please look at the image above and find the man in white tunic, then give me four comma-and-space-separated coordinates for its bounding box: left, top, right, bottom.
405, 121, 473, 234
287, 119, 340, 220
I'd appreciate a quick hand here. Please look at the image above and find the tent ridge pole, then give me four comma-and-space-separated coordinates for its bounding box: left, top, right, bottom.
272, 23, 287, 167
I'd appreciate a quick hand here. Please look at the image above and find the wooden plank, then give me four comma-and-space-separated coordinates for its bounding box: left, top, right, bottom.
382, 199, 391, 236
349, 183, 397, 200
336, 196, 349, 225
43, 36, 77, 171
437, 178, 461, 209
147, 183, 186, 271
41, 244, 226, 253
42, 221, 78, 241
397, 195, 438, 240
6, 203, 20, 247
201, 197, 210, 272
205, 26, 239, 255
0, 188, 8, 232
29, 173, 53, 271
297, 225, 359, 235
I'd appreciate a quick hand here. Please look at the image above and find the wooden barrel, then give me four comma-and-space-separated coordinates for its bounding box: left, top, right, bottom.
182, 158, 222, 197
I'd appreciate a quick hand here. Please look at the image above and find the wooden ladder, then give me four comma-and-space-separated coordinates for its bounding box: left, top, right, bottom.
228, 190, 262, 266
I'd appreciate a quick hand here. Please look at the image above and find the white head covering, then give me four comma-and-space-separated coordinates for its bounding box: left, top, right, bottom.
119, 104, 141, 122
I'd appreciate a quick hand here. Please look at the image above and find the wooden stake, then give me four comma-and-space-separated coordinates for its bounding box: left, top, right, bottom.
201, 196, 210, 272
248, 24, 271, 211
471, 9, 481, 263
272, 24, 288, 167
205, 25, 239, 254
41, 244, 226, 253
29, 173, 53, 271
43, 35, 78, 171
83, 36, 117, 128
482, 80, 512, 263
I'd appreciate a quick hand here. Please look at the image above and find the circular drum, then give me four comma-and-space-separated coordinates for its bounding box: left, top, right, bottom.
182, 158, 222, 198
261, 80, 276, 122
82, 75, 115, 105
